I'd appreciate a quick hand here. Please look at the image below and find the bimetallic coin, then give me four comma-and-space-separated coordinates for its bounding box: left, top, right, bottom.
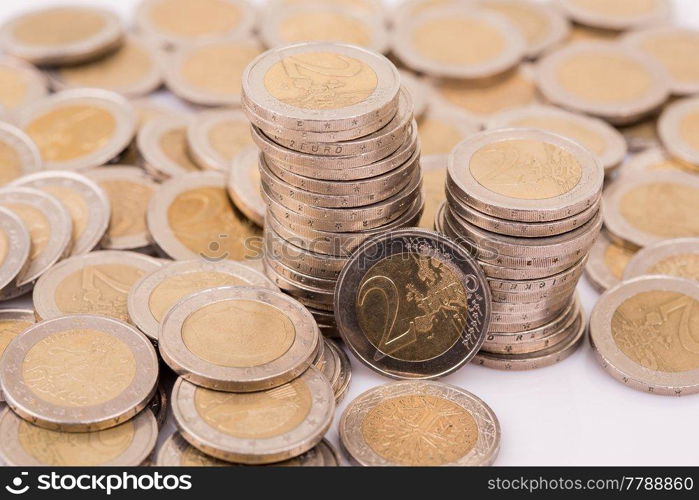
147, 170, 262, 261
160, 286, 319, 391
658, 96, 699, 166
85, 166, 158, 252
603, 170, 699, 249
418, 106, 481, 157
391, 6, 525, 79
623, 238, 699, 282
135, 0, 257, 49
418, 155, 447, 230
137, 114, 202, 180
0, 408, 157, 466
557, 0, 670, 31
33, 250, 162, 323
47, 36, 163, 98
335, 229, 491, 379
536, 42, 670, 125
0, 187, 72, 290
590, 276, 699, 395
0, 310, 35, 402
0, 122, 42, 187
172, 369, 335, 464
186, 109, 253, 172
0, 314, 158, 431
399, 70, 428, 118
0, 207, 29, 297
164, 38, 263, 107
128, 259, 276, 341
0, 6, 124, 65
618, 148, 699, 178
17, 89, 137, 171
10, 171, 110, 256
584, 230, 636, 293
340, 380, 500, 466
0, 56, 47, 117
229, 148, 265, 227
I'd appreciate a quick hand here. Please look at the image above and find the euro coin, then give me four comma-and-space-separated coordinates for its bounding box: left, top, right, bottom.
623, 238, 699, 281
584, 230, 636, 293
137, 114, 202, 180
658, 96, 699, 166
0, 207, 30, 297
0, 309, 35, 402
0, 56, 47, 117
0, 122, 42, 186
186, 109, 253, 172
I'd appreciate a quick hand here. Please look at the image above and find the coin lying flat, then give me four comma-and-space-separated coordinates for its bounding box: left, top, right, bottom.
17, 89, 137, 171
0, 314, 158, 431
0, 56, 47, 117
418, 106, 481, 157
0, 6, 124, 65
0, 310, 34, 402
558, 0, 670, 32
340, 380, 500, 466
536, 42, 670, 125
160, 286, 319, 391
135, 0, 257, 49
33, 250, 162, 323
172, 368, 334, 464
85, 166, 158, 252
658, 96, 699, 166
128, 259, 276, 341
590, 276, 699, 396
584, 231, 636, 293
335, 229, 490, 379
618, 148, 699, 178
0, 407, 157, 466
623, 238, 699, 281
10, 171, 110, 256
187, 110, 253, 172
603, 170, 699, 250
227, 146, 265, 227
487, 105, 627, 175
148, 170, 261, 261
48, 36, 162, 98
0, 207, 30, 298
0, 122, 42, 187
137, 114, 202, 180
164, 38, 262, 107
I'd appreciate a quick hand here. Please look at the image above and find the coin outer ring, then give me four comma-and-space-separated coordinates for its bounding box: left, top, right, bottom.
448, 128, 604, 222
326, 340, 352, 403
10, 171, 111, 256
589, 276, 699, 395
172, 368, 335, 464
602, 170, 699, 250
187, 109, 250, 172
160, 285, 319, 391
0, 56, 47, 115
340, 380, 500, 466
228, 146, 265, 226
32, 250, 163, 321
0, 314, 159, 431
16, 88, 137, 170
335, 228, 492, 379
658, 96, 699, 166
0, 309, 34, 402
0, 407, 158, 466
0, 207, 30, 294
557, 0, 670, 31
616, 147, 697, 178
0, 121, 42, 177
128, 259, 277, 341
584, 232, 625, 293
391, 6, 524, 80
242, 42, 401, 133
622, 237, 699, 281
137, 114, 198, 179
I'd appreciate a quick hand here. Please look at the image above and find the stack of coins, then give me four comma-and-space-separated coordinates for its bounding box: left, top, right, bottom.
440, 128, 604, 369
241, 42, 423, 334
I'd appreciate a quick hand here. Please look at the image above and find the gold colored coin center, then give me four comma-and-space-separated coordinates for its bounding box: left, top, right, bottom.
279, 12, 371, 46
13, 9, 105, 46
99, 179, 153, 239
1, 202, 49, 261
149, 0, 242, 37
648, 254, 699, 280
619, 183, 699, 238
159, 128, 200, 172
0, 319, 33, 357
603, 242, 635, 280
570, 0, 659, 17
679, 111, 699, 151
640, 33, 699, 84
182, 45, 260, 95
40, 185, 89, 243
0, 139, 23, 185
413, 18, 506, 66
59, 41, 152, 88
208, 120, 253, 161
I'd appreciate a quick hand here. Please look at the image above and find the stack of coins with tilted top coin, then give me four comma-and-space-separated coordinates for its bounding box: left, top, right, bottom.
438, 128, 604, 369
241, 41, 423, 335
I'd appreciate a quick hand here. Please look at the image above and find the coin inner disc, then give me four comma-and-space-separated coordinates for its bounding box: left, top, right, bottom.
181, 45, 259, 95
568, 0, 660, 17
413, 18, 506, 65
469, 139, 583, 200
2, 202, 49, 260
0, 228, 9, 266
208, 120, 253, 162
0, 140, 23, 184
13, 9, 105, 46
22, 328, 137, 407
99, 179, 153, 238
193, 379, 311, 439
160, 128, 200, 171
59, 42, 153, 88
604, 243, 634, 281
619, 183, 699, 238
680, 111, 699, 151
361, 394, 479, 466
148, 0, 243, 37
356, 254, 468, 362
509, 117, 606, 156
640, 34, 699, 84
279, 13, 371, 47
648, 254, 699, 279
181, 299, 295, 367
0, 319, 33, 355
41, 185, 89, 243
263, 52, 378, 110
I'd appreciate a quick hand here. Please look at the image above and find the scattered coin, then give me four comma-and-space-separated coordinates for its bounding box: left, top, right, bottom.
187, 109, 253, 172
327, 340, 352, 403
171, 368, 334, 464
227, 146, 265, 227
623, 238, 699, 281
137, 114, 202, 180
0, 407, 158, 466
418, 106, 481, 156
10, 171, 110, 256
617, 147, 699, 178
33, 250, 162, 323
418, 155, 447, 230
0, 122, 41, 188
314, 338, 341, 392
0, 56, 47, 116
617, 115, 661, 152
584, 230, 636, 293
0, 314, 158, 431
558, 0, 670, 32
340, 380, 500, 466
0, 309, 35, 402
658, 96, 699, 166
0, 5, 124, 65
590, 275, 699, 396
128, 259, 276, 341
17, 89, 137, 170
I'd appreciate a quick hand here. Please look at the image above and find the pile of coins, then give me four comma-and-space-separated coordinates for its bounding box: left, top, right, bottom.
241, 41, 423, 335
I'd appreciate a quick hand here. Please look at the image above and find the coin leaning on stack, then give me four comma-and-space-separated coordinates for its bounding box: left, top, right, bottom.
438, 128, 604, 369
241, 42, 423, 334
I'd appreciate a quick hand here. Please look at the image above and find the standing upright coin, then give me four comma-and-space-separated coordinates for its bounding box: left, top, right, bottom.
335, 229, 491, 379
658, 96, 699, 167
17, 89, 137, 171
186, 109, 253, 172
33, 250, 162, 323
584, 230, 636, 293
590, 276, 699, 396
623, 238, 699, 281
0, 310, 35, 402
0, 315, 158, 431
148, 170, 261, 261
10, 171, 110, 256
84, 166, 158, 252
227, 146, 265, 227
128, 259, 275, 342
0, 207, 30, 297
0, 56, 47, 117
0, 122, 41, 187
341, 380, 500, 466
137, 114, 201, 180
0, 6, 124, 65
557, 0, 670, 32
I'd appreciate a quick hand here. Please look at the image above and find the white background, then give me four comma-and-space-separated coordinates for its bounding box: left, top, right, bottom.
1, 0, 699, 466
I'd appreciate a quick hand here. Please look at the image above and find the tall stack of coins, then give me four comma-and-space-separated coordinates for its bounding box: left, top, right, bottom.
241, 42, 423, 333
440, 129, 604, 369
